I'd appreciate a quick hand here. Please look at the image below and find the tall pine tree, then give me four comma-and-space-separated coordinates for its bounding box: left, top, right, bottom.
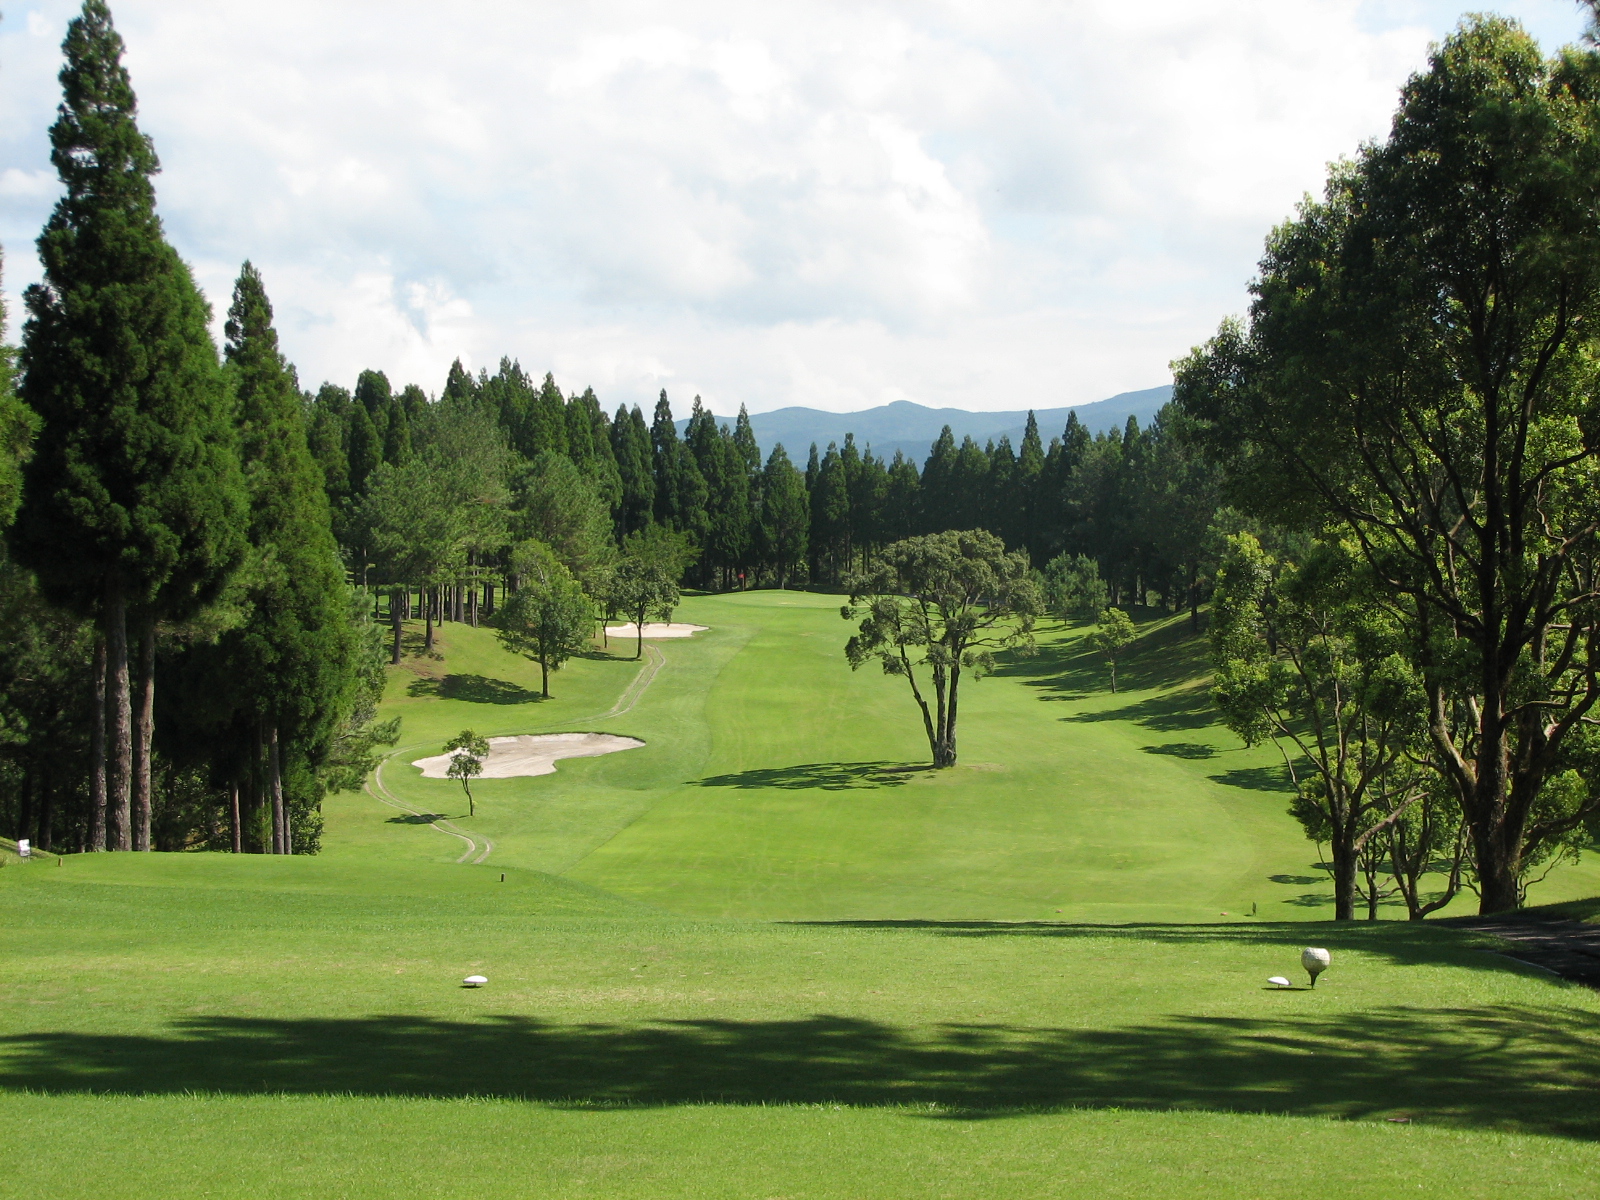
212, 262, 356, 853
13, 1, 245, 851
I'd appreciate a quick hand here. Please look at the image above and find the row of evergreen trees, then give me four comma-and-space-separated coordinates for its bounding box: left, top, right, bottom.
305, 354, 1222, 623
0, 3, 390, 856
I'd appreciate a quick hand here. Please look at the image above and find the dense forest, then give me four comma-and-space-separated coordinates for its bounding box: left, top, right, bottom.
318, 363, 1219, 620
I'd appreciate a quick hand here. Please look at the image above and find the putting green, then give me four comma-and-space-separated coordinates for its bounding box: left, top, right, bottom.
4, 589, 1598, 1199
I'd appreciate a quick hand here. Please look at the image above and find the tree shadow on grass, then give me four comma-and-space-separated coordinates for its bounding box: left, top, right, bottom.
3, 1000, 1596, 1136
785, 918, 1518, 970
1065, 686, 1215, 733
1209, 764, 1295, 792
1142, 742, 1217, 760
386, 814, 449, 825
695, 762, 931, 791
994, 615, 1211, 698
406, 675, 544, 705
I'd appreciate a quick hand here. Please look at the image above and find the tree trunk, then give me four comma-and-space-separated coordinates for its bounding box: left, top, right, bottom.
541, 654, 550, 698
1330, 842, 1357, 921
391, 588, 403, 664
269, 724, 286, 855
940, 663, 961, 767
484, 581, 494, 617
89, 634, 107, 852
104, 582, 132, 852
424, 586, 435, 652
230, 781, 241, 854
132, 614, 155, 852
38, 774, 53, 853
17, 769, 32, 847
1473, 822, 1523, 914
251, 722, 264, 854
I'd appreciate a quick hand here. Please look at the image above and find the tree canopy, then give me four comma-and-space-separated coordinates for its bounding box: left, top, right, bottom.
844, 529, 1040, 768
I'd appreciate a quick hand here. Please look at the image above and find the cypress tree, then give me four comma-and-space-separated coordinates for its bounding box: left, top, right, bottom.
218, 262, 355, 852
307, 384, 352, 507
531, 373, 568, 457
441, 358, 477, 406
732, 405, 761, 478
1018, 412, 1045, 565
759, 444, 808, 589
346, 401, 382, 500
650, 390, 679, 525
852, 446, 889, 570
883, 451, 920, 543
610, 403, 654, 536
354, 369, 391, 450
13, 0, 245, 851
919, 426, 957, 533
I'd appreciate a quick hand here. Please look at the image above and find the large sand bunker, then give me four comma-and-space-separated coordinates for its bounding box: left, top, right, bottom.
604, 622, 709, 639
412, 732, 644, 780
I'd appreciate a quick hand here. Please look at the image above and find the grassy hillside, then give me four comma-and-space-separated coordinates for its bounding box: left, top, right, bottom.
363, 590, 1600, 918
3, 591, 1598, 1199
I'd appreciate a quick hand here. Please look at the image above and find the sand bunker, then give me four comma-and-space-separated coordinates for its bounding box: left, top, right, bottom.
412, 733, 644, 780
604, 622, 709, 639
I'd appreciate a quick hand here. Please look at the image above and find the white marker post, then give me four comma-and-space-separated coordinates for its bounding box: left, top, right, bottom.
16, 839, 29, 858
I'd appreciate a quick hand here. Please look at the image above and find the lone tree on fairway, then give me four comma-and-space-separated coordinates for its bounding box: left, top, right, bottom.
12, 0, 245, 851
496, 540, 593, 697
1175, 18, 1600, 912
1089, 606, 1135, 693
605, 526, 689, 660
444, 730, 488, 817
843, 529, 1040, 767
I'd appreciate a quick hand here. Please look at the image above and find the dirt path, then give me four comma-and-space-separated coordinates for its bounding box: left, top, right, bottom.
591, 643, 665, 721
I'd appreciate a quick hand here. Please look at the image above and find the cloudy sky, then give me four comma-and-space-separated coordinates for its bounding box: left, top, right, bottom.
0, 2, 1590, 415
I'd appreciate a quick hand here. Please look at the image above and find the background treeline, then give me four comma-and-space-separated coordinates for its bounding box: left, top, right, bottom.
310, 360, 1223, 623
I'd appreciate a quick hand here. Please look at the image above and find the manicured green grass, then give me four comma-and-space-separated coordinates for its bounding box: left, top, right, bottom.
369, 591, 1600, 918
4, 590, 1599, 1197
2, 851, 1599, 1197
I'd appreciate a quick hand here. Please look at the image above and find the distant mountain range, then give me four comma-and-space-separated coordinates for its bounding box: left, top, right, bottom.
679, 385, 1173, 463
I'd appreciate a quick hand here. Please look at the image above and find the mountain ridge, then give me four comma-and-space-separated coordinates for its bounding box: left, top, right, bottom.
678, 384, 1173, 462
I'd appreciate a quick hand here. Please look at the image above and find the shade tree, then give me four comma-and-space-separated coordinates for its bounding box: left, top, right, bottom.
494, 540, 594, 697
1175, 18, 1600, 913
843, 529, 1040, 768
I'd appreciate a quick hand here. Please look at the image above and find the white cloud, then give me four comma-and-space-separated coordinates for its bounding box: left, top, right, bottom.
0, 0, 1591, 413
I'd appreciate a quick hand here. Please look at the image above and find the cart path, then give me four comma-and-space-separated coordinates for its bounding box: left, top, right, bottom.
1451, 914, 1600, 990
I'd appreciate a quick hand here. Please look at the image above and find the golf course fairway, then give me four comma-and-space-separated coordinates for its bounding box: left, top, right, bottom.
4, 590, 1598, 1198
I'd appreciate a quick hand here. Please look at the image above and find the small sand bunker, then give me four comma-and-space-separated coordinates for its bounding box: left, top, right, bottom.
605, 622, 709, 639
412, 733, 644, 780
